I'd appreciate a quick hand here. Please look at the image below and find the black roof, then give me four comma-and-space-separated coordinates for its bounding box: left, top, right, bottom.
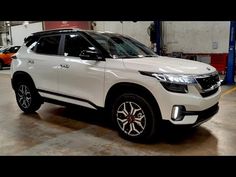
32, 28, 84, 36
32, 28, 120, 37
25, 28, 118, 44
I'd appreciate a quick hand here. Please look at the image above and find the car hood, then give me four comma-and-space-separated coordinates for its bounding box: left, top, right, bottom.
122, 56, 216, 75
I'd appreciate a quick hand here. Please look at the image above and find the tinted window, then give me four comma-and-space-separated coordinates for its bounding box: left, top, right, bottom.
25, 35, 40, 48
86, 32, 157, 59
8, 46, 20, 53
36, 35, 61, 55
64, 34, 94, 57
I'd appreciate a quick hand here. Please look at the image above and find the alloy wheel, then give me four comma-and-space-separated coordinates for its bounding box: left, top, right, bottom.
17, 84, 32, 109
116, 101, 146, 136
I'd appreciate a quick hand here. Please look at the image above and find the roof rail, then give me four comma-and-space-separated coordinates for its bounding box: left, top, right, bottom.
32, 28, 82, 36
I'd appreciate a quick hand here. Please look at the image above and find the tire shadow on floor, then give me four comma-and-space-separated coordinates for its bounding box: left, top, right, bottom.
37, 104, 115, 130
158, 126, 214, 144
22, 104, 217, 148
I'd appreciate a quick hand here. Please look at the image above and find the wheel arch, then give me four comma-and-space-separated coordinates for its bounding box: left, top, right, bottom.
11, 71, 36, 91
0, 58, 3, 66
105, 82, 162, 119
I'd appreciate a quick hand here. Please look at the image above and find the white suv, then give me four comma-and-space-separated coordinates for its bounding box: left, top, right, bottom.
11, 29, 221, 142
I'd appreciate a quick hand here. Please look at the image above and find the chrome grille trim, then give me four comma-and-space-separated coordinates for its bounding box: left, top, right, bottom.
194, 71, 220, 96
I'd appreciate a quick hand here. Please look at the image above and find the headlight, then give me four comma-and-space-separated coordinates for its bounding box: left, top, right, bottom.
152, 73, 197, 84
160, 82, 188, 93
139, 71, 197, 93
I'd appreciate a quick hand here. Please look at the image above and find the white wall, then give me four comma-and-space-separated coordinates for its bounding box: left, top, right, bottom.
95, 21, 230, 54
1, 33, 7, 46
95, 21, 152, 47
9, 21, 230, 54
163, 21, 230, 53
11, 22, 43, 46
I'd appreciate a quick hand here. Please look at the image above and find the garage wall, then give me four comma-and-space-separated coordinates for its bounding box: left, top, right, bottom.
1, 33, 7, 46
95, 21, 152, 47
163, 21, 230, 54
11, 22, 43, 46
95, 21, 230, 54
10, 21, 230, 53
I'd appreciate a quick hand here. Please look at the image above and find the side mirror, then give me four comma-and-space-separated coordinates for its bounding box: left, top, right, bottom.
79, 50, 103, 60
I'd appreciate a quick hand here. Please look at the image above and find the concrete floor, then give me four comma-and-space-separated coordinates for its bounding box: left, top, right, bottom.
1, 69, 236, 155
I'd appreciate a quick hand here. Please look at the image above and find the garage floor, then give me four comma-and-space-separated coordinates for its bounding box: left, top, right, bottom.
1, 69, 236, 155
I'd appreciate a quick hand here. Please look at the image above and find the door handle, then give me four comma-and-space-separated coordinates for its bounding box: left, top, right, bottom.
60, 64, 70, 68
28, 60, 34, 64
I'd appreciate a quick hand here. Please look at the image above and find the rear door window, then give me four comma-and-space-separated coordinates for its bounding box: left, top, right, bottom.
35, 35, 61, 55
63, 34, 94, 57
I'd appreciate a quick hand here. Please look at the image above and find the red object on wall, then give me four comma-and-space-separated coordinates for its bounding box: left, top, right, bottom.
210, 54, 228, 74
43, 21, 91, 30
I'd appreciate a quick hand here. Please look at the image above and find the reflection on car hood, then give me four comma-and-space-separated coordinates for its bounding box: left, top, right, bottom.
122, 56, 216, 75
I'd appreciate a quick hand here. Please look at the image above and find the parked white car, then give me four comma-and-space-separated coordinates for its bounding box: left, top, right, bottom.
11, 29, 221, 142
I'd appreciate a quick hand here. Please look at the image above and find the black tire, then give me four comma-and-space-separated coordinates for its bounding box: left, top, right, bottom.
15, 81, 42, 113
112, 93, 160, 142
0, 61, 3, 70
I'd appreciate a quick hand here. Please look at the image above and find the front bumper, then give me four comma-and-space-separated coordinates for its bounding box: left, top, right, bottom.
178, 103, 219, 127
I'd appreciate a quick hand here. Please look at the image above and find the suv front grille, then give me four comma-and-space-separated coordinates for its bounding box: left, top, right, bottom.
196, 74, 220, 90
195, 72, 220, 97
200, 87, 219, 97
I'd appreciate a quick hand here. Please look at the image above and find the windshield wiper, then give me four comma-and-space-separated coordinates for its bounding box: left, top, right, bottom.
144, 55, 157, 57
115, 55, 157, 59
120, 56, 139, 58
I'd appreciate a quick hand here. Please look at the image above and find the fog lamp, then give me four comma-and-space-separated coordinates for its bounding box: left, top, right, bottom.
171, 105, 185, 121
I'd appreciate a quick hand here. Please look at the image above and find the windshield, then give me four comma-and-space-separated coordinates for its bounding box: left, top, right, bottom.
86, 32, 158, 59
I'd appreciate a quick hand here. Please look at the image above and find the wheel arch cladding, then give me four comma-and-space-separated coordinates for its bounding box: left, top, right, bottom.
12, 71, 36, 91
105, 82, 162, 119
